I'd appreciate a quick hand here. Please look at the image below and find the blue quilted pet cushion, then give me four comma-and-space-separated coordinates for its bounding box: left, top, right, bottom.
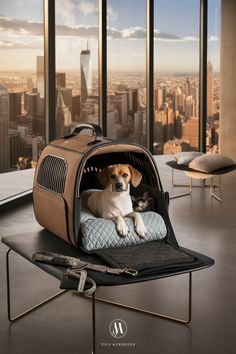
80, 190, 167, 251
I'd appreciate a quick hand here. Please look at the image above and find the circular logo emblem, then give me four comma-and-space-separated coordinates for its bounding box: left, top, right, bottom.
109, 319, 128, 338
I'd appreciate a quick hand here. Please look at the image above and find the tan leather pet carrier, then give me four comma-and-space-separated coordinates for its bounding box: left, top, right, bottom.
33, 123, 163, 247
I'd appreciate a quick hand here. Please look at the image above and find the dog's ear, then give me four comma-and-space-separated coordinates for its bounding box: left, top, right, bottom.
128, 165, 142, 187
143, 191, 150, 200
97, 166, 110, 187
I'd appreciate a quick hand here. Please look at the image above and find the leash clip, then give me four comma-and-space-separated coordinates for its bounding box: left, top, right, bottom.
124, 269, 138, 277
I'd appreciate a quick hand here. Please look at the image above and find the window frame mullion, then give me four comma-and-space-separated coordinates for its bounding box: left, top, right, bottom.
199, 0, 208, 153
44, 0, 56, 143
146, 0, 154, 153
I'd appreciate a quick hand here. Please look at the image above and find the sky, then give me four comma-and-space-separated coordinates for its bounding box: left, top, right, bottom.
0, 0, 221, 72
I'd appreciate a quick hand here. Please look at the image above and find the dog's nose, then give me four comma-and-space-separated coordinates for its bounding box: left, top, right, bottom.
115, 182, 123, 190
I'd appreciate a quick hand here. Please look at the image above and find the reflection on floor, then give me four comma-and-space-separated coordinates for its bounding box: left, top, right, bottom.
0, 156, 236, 354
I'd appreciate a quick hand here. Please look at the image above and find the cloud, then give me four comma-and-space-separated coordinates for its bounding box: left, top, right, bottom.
0, 39, 41, 49
107, 5, 117, 21
0, 16, 42, 35
122, 26, 146, 39
107, 27, 123, 39
155, 30, 180, 41
208, 35, 219, 42
56, 24, 98, 37
0, 16, 99, 38
156, 35, 199, 42
107, 26, 181, 41
0, 16, 217, 48
77, 1, 97, 17
55, 1, 98, 25
55, 0, 77, 26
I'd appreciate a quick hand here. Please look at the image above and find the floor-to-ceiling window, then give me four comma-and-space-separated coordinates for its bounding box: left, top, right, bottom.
55, 0, 99, 138
107, 0, 147, 147
0, 0, 44, 202
153, 0, 200, 155
0, 0, 222, 205
206, 0, 221, 153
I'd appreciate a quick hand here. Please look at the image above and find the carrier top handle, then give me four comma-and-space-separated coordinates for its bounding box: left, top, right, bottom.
64, 123, 103, 145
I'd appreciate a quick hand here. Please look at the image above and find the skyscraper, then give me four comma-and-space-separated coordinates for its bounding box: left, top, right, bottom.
185, 96, 194, 118
37, 56, 44, 98
0, 84, 10, 172
9, 129, 21, 168
80, 48, 92, 104
72, 95, 81, 121
56, 89, 72, 136
60, 88, 72, 114
132, 89, 139, 113
25, 92, 39, 116
186, 77, 191, 96
174, 87, 181, 112
178, 93, 185, 114
182, 117, 198, 150
134, 109, 146, 144
155, 88, 163, 110
9, 92, 22, 123
56, 73, 66, 89
207, 61, 213, 120
32, 137, 43, 164
191, 86, 199, 118
115, 92, 128, 126
127, 89, 139, 113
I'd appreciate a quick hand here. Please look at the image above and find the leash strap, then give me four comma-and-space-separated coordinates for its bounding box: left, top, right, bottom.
32, 252, 138, 277
65, 268, 97, 295
32, 252, 138, 294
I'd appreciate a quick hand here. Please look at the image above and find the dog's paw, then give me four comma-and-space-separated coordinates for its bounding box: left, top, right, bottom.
116, 221, 129, 237
135, 223, 147, 238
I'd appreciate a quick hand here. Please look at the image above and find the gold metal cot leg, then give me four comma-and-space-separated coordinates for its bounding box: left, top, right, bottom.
92, 292, 96, 354
6, 248, 67, 322
6, 248, 192, 354
87, 272, 192, 325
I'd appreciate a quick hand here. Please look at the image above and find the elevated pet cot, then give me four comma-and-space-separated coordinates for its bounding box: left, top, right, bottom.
1, 123, 214, 354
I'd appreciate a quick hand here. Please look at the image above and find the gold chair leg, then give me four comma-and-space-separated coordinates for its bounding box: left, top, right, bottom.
210, 176, 222, 202
86, 272, 192, 325
6, 248, 67, 322
170, 169, 192, 199
170, 168, 223, 201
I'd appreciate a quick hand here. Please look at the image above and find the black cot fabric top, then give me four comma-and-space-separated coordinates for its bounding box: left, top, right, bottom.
93, 241, 196, 275
1, 229, 214, 288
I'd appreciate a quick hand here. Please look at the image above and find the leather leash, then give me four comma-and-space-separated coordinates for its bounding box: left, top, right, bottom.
32, 251, 138, 295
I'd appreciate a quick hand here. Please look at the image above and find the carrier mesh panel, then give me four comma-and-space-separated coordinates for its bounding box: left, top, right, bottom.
78, 128, 94, 136
37, 155, 67, 195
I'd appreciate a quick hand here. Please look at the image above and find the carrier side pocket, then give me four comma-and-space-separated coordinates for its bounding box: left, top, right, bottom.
33, 185, 70, 243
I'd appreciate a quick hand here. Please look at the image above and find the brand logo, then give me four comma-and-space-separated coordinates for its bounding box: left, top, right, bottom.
109, 319, 128, 339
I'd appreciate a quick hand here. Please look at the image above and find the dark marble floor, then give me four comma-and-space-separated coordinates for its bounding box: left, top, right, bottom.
0, 156, 236, 354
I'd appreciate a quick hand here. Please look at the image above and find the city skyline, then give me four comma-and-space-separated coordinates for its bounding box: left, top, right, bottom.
0, 0, 221, 176
0, 49, 220, 176
0, 0, 221, 72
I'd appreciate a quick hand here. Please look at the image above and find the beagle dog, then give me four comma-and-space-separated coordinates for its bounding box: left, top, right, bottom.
87, 164, 147, 237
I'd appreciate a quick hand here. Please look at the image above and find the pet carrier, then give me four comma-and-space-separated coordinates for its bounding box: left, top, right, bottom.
32, 123, 213, 280
33, 123, 168, 248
